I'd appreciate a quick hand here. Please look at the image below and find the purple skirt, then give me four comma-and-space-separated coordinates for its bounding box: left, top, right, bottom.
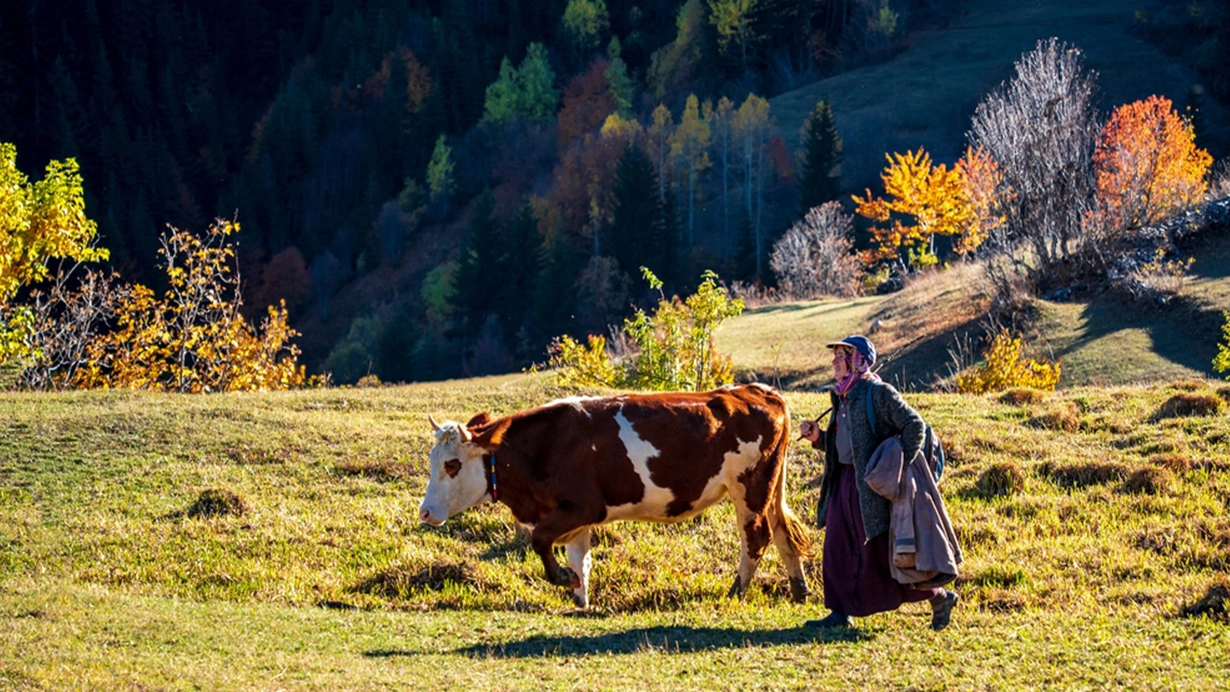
823, 464, 940, 617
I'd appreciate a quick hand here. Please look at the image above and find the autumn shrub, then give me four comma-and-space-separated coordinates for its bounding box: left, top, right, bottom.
977, 462, 1026, 498
1092, 95, 1212, 235
549, 269, 743, 391
0, 142, 109, 364
1215, 312, 1230, 381
1154, 392, 1223, 420
77, 220, 315, 392
955, 329, 1062, 394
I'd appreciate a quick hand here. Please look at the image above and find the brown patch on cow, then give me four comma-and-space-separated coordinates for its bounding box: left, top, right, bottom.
443, 458, 461, 478
744, 514, 772, 559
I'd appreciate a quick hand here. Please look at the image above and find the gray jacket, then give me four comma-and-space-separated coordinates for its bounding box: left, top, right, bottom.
814, 378, 925, 540
864, 436, 962, 588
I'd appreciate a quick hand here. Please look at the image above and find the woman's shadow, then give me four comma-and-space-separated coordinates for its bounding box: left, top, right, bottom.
364, 623, 872, 659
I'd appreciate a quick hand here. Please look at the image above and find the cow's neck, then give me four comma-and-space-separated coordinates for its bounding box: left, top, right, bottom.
483, 452, 499, 503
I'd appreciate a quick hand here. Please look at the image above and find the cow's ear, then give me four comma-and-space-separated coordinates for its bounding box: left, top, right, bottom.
466, 412, 492, 428
473, 419, 511, 450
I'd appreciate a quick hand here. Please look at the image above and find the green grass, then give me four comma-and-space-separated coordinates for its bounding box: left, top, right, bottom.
4, 376, 1230, 688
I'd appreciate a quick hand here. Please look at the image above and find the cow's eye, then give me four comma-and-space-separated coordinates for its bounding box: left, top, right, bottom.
443, 459, 462, 478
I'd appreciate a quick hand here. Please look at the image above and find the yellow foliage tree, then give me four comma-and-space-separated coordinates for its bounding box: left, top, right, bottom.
955, 330, 1061, 394
76, 220, 314, 392
1094, 95, 1212, 232
0, 142, 108, 361
853, 148, 988, 264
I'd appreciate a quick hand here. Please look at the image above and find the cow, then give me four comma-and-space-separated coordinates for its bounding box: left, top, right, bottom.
417, 383, 810, 608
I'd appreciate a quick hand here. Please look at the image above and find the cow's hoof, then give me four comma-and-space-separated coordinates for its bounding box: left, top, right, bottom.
554, 566, 582, 588
726, 574, 745, 599
789, 577, 810, 604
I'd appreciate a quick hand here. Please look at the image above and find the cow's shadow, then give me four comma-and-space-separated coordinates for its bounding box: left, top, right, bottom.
364, 624, 872, 659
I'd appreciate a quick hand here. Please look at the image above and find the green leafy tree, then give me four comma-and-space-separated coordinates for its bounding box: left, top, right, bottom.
604, 51, 634, 116
562, 0, 610, 60
797, 100, 843, 216
481, 43, 560, 126
1, 143, 107, 362
426, 134, 455, 204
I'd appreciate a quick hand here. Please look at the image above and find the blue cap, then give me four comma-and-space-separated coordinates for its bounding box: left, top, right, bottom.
825, 335, 876, 366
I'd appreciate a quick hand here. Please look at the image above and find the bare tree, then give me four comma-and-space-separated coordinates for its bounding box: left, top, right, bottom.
19, 267, 128, 390
968, 38, 1100, 295
770, 202, 862, 299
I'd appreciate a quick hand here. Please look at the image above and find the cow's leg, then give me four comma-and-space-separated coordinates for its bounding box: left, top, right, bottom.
771, 505, 809, 603
727, 500, 772, 599
564, 529, 593, 608
530, 511, 598, 590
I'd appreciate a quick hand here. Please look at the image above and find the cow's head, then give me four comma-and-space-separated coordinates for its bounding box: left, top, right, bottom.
418, 414, 498, 525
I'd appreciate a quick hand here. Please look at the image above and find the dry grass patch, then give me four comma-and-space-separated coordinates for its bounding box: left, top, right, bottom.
352, 561, 484, 598
977, 462, 1026, 498
184, 489, 246, 518
1153, 393, 1224, 420
1028, 402, 1082, 433
1148, 452, 1195, 473
1119, 467, 1173, 495
1039, 461, 1130, 489
999, 388, 1046, 406
1169, 379, 1210, 392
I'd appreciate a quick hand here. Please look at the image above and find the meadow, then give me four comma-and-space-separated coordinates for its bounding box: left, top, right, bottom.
3, 371, 1229, 689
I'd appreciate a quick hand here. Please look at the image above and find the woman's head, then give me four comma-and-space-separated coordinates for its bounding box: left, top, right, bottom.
826, 335, 877, 393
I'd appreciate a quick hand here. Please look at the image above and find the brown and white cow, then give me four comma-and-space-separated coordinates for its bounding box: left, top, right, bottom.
417, 383, 810, 607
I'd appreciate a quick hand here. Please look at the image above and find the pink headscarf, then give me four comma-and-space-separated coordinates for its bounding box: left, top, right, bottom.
834, 347, 880, 397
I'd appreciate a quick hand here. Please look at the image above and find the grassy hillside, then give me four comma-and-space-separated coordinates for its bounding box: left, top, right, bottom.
771, 0, 1224, 191
3, 376, 1229, 688
718, 223, 1230, 391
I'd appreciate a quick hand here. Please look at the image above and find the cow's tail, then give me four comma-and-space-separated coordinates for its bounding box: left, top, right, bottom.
771, 398, 812, 559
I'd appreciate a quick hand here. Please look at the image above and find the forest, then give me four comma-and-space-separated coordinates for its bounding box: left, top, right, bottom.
3, 0, 1229, 384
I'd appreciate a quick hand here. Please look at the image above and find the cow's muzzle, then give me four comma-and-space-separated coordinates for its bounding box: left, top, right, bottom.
419, 507, 444, 526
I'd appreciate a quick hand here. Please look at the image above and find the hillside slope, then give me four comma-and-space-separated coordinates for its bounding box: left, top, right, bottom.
771, 0, 1222, 191
718, 225, 1230, 391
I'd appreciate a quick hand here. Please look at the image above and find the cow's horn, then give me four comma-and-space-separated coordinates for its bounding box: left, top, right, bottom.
428, 415, 442, 431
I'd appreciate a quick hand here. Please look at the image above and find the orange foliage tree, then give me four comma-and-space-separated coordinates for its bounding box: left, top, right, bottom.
853, 148, 985, 264
1093, 95, 1212, 232
77, 220, 315, 392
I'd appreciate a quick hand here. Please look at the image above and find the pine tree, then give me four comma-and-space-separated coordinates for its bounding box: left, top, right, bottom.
606, 143, 662, 276
797, 100, 843, 216
496, 201, 542, 342
455, 191, 502, 336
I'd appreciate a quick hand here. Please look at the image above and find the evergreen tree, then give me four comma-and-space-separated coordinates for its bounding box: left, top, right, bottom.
454, 191, 502, 336
797, 100, 843, 216
530, 232, 581, 345
495, 201, 542, 343
606, 143, 662, 278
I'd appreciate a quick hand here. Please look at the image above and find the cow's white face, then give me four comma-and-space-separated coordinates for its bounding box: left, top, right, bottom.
418, 421, 490, 525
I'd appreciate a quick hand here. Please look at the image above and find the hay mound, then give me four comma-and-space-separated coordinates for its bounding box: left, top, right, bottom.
977, 462, 1026, 498
998, 388, 1046, 406
352, 561, 481, 598
1154, 393, 1223, 420
186, 488, 247, 518
1040, 461, 1129, 489
1120, 467, 1173, 495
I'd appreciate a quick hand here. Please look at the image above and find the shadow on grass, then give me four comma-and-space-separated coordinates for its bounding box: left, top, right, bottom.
364, 624, 873, 659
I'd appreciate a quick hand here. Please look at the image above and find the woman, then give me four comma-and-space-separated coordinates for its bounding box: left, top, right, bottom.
800, 335, 958, 630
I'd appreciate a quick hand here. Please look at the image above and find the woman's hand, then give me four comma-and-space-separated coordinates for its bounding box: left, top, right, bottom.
799, 419, 821, 443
